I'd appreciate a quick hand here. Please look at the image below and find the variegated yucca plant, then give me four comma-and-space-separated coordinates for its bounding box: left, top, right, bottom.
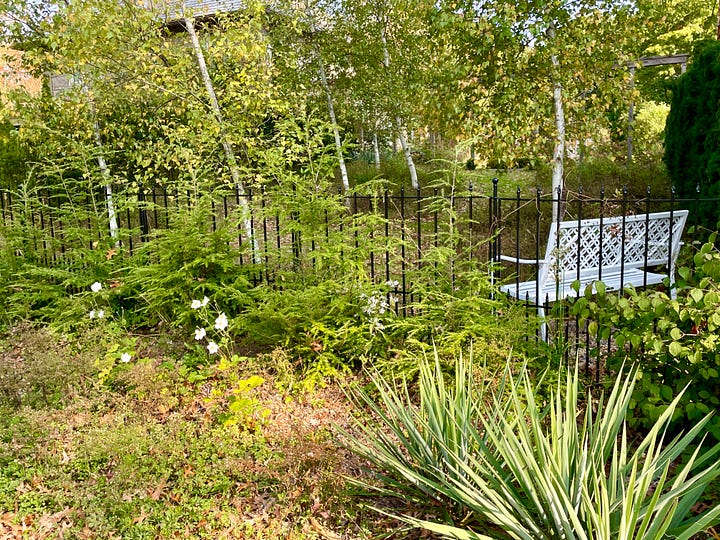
344, 354, 720, 539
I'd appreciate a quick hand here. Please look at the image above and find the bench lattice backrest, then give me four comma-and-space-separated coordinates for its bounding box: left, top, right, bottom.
543, 210, 689, 283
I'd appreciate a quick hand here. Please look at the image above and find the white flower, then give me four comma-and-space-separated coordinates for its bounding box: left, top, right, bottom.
91, 282, 102, 293
97, 309, 105, 319
194, 327, 206, 341
89, 310, 96, 319
201, 296, 209, 307
120, 352, 132, 363
214, 312, 228, 331
190, 299, 203, 310
207, 341, 219, 354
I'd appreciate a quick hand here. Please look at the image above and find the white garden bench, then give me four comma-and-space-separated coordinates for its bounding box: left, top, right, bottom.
499, 210, 689, 338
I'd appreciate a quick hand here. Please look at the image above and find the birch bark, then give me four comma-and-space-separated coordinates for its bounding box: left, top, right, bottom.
548, 23, 565, 223
380, 18, 418, 189
373, 131, 381, 170
315, 46, 351, 195
184, 15, 259, 263
93, 123, 119, 241
84, 86, 118, 241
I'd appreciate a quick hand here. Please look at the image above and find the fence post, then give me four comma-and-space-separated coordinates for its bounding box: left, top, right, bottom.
669, 184, 676, 275
488, 178, 498, 262
138, 182, 149, 242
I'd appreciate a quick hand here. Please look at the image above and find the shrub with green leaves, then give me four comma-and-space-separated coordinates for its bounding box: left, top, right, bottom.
570, 233, 720, 439
345, 355, 720, 539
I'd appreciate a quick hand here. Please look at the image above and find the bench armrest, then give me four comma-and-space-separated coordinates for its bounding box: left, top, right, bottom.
499, 255, 548, 265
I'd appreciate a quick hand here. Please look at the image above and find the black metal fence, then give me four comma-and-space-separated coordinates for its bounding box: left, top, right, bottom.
2, 179, 719, 370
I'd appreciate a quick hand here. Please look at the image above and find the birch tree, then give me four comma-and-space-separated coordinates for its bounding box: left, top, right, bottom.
183, 13, 259, 261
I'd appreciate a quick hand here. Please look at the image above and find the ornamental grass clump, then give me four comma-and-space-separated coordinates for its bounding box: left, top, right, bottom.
344, 355, 720, 539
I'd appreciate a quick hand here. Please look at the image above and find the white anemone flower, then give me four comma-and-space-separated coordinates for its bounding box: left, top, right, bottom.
214, 313, 228, 331
89, 310, 96, 319
207, 341, 219, 354
97, 309, 105, 319
91, 282, 102, 293
201, 296, 210, 307
194, 327, 207, 341
120, 352, 132, 363
190, 299, 203, 310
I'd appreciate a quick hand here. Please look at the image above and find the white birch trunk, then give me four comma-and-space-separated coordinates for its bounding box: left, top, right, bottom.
373, 131, 381, 170
315, 47, 350, 195
548, 23, 565, 223
184, 15, 260, 263
551, 67, 565, 223
380, 22, 418, 189
93, 125, 119, 240
85, 93, 118, 241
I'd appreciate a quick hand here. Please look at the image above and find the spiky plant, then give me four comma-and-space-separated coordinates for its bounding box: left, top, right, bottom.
344, 356, 720, 539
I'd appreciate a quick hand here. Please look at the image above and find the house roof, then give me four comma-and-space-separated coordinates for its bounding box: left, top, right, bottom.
146, 0, 246, 21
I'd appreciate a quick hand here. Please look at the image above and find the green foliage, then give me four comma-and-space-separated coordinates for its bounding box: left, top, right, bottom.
570, 233, 720, 439
345, 355, 720, 539
633, 101, 670, 163
121, 195, 254, 328
664, 41, 720, 227
535, 156, 671, 197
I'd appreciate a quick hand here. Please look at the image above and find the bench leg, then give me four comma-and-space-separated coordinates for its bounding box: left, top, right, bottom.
538, 307, 548, 342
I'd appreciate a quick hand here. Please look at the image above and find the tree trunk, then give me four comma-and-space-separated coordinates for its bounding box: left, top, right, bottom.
373, 131, 381, 170
85, 89, 118, 241
93, 125, 119, 241
315, 47, 350, 195
184, 15, 259, 262
548, 23, 564, 223
380, 21, 418, 189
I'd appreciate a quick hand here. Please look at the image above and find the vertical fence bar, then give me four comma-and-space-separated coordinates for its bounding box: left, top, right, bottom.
433, 188, 439, 279
505, 185, 517, 292
236, 185, 245, 266
488, 179, 496, 265
468, 181, 474, 260
338, 186, 344, 261
620, 186, 628, 289
262, 187, 270, 282
643, 186, 651, 288
669, 185, 676, 279
152, 185, 159, 233
211, 198, 217, 233
126, 205, 134, 255
534, 187, 541, 336
384, 189, 390, 285
400, 185, 407, 315
576, 187, 584, 370
39, 195, 48, 267
598, 187, 605, 283
369, 196, 376, 282
139, 182, 149, 243
249, 188, 258, 284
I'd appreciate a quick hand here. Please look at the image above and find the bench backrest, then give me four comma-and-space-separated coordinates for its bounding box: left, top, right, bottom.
541, 210, 689, 283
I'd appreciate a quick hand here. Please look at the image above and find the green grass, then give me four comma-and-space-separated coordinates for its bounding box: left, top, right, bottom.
0, 326, 398, 539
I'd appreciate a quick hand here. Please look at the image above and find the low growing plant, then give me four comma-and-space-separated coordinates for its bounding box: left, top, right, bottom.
345, 354, 720, 539
569, 233, 720, 439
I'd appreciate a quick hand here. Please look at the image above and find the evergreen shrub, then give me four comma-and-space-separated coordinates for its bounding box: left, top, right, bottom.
664, 41, 720, 227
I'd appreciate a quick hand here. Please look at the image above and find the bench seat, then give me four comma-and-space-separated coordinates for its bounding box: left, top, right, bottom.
500, 267, 669, 304
498, 210, 689, 338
